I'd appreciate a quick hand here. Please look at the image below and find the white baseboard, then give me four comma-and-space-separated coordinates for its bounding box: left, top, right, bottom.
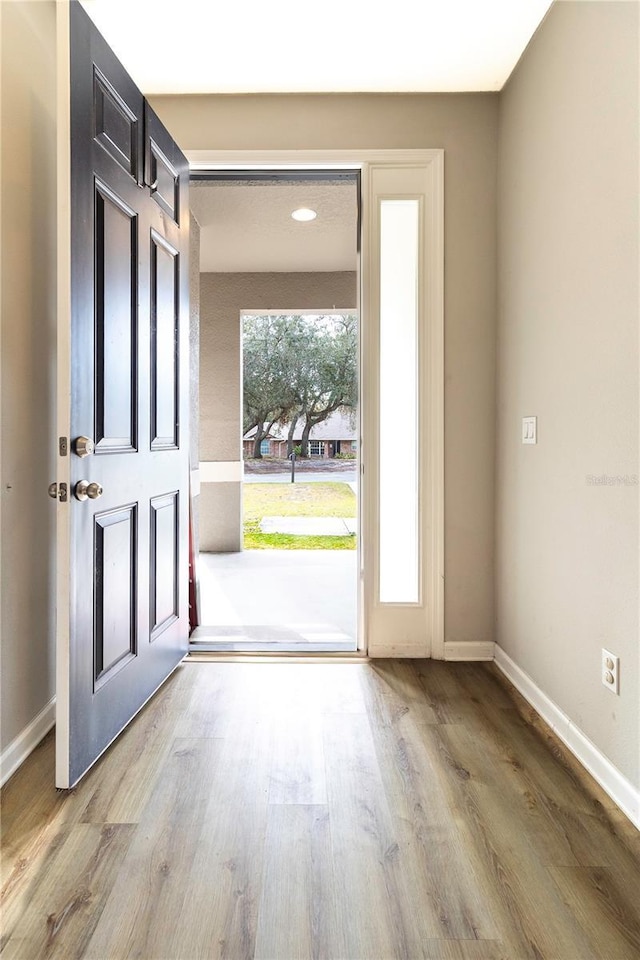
368, 644, 428, 658
444, 640, 495, 661
494, 645, 639, 831
369, 640, 494, 660
0, 697, 56, 788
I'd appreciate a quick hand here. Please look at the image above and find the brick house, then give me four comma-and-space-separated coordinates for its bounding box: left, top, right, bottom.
243, 409, 357, 459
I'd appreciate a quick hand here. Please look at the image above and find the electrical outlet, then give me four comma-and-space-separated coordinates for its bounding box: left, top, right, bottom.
601, 649, 619, 694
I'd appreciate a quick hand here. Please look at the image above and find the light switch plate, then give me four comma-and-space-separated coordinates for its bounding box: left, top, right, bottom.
522, 416, 537, 444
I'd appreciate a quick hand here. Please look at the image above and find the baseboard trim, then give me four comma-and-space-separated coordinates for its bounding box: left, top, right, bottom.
368, 640, 494, 660
494, 645, 639, 830
444, 640, 495, 661
368, 645, 429, 659
0, 697, 56, 788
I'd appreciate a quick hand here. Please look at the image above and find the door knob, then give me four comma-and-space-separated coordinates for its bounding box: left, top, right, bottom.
74, 480, 103, 502
74, 436, 94, 458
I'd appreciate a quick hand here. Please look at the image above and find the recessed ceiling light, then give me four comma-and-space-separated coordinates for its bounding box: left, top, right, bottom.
291, 208, 317, 222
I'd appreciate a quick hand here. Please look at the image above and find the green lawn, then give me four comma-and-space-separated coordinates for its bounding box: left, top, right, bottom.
243, 482, 357, 550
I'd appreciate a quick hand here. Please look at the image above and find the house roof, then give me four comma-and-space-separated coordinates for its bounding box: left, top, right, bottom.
244, 409, 357, 443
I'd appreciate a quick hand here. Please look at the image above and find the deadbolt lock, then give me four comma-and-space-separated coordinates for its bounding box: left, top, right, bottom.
74, 480, 103, 502
74, 436, 95, 458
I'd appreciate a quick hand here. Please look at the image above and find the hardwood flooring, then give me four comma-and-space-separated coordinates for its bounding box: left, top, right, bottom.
1, 660, 639, 959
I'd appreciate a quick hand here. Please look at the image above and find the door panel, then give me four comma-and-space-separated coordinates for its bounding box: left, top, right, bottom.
148, 140, 180, 222
94, 505, 137, 687
93, 68, 140, 180
150, 231, 179, 449
150, 492, 180, 639
94, 181, 138, 452
56, 1, 189, 788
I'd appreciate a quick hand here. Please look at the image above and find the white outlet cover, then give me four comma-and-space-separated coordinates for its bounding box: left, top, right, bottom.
522, 416, 537, 444
602, 648, 620, 694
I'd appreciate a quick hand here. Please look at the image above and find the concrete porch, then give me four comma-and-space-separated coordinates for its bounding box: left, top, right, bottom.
191, 549, 358, 652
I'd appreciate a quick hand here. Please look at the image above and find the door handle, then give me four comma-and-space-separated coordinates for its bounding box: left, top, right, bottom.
74, 480, 103, 502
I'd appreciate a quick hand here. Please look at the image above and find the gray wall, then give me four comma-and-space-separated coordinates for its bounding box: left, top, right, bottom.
199, 271, 357, 551
1, 1, 58, 755
151, 93, 499, 647
496, 1, 639, 786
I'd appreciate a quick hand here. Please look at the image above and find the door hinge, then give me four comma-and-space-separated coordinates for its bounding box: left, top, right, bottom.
59, 436, 68, 457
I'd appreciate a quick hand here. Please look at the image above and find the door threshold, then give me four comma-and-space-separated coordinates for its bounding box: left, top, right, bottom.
189, 641, 356, 654
186, 650, 368, 663
190, 624, 357, 654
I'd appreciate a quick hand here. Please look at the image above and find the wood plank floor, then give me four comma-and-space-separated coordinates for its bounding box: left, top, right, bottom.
1, 660, 639, 960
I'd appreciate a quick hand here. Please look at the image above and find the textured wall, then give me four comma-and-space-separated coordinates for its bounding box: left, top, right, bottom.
151, 92, 499, 645
1, 1, 57, 755
496, 2, 639, 785
199, 271, 357, 552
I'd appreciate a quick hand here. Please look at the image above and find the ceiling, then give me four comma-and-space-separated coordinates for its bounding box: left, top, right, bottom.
79, 0, 553, 95
190, 180, 358, 273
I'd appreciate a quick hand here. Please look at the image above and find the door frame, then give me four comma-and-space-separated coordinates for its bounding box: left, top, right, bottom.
187, 149, 444, 659
56, 0, 72, 777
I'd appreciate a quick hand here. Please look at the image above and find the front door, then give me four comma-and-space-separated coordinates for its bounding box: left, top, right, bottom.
55, 1, 190, 788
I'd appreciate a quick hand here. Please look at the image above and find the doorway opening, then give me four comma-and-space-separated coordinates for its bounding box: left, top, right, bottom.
189, 171, 360, 653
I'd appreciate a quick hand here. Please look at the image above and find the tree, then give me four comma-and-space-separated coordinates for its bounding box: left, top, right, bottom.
242, 315, 310, 458
242, 313, 358, 458
295, 315, 357, 457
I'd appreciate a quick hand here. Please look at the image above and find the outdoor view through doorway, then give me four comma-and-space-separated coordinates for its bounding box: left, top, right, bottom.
190, 174, 360, 652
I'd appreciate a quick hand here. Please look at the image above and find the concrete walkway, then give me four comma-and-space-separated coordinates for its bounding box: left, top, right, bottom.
259, 516, 357, 535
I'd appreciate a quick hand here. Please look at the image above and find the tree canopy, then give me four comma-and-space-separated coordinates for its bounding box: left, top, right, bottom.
243, 313, 357, 457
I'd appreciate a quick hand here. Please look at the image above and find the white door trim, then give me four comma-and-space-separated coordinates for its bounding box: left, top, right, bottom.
187, 149, 444, 659
189, 149, 441, 169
